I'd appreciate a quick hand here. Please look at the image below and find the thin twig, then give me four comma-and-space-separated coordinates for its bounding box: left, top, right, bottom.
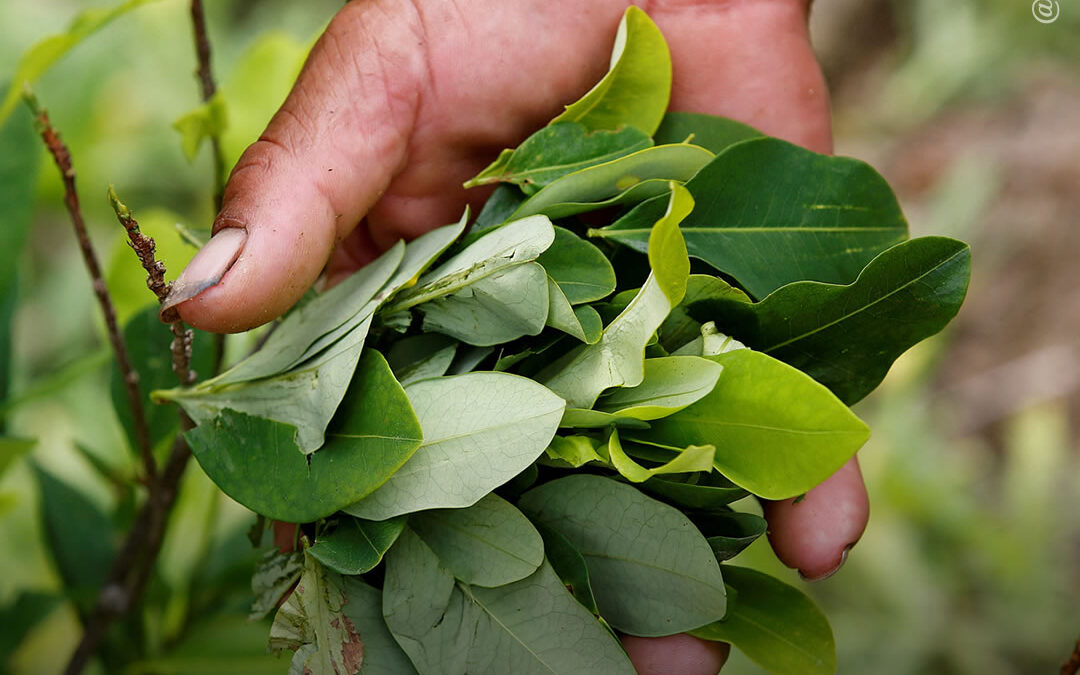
189, 0, 224, 212
1062, 636, 1080, 675
55, 164, 201, 675
24, 91, 158, 487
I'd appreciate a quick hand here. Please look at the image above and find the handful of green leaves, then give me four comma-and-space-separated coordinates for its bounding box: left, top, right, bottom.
156, 8, 971, 674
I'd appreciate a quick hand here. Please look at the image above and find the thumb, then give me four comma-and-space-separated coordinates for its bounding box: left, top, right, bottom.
162, 3, 427, 333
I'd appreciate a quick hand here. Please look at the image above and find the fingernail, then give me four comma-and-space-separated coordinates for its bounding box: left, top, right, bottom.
799, 543, 854, 582
160, 227, 247, 322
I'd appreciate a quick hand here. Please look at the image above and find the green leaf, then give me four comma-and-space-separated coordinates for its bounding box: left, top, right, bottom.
386, 334, 458, 385
551, 6, 671, 136
638, 471, 748, 511
596, 137, 909, 298
387, 215, 554, 312
605, 429, 715, 483
344, 372, 565, 520
173, 91, 228, 162
0, 437, 34, 478
693, 511, 768, 562
269, 553, 364, 675
31, 463, 114, 614
538, 226, 617, 305
534, 523, 598, 614
653, 112, 763, 154
217, 240, 405, 386
544, 434, 607, 468
689, 236, 972, 404
185, 350, 423, 522
0, 105, 38, 304
418, 262, 550, 346
110, 307, 215, 455
545, 278, 603, 343
0, 0, 163, 125
308, 517, 405, 576
410, 494, 544, 587
249, 549, 303, 621
596, 356, 722, 420
0, 592, 61, 666
558, 408, 650, 430
340, 578, 419, 675
638, 349, 870, 499
691, 566, 836, 675
511, 144, 711, 221
659, 275, 751, 352
465, 184, 526, 243
382, 528, 634, 675
519, 474, 727, 636
540, 185, 692, 409
466, 123, 652, 191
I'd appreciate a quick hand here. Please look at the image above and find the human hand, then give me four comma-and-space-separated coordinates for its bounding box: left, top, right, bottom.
167, 2, 869, 672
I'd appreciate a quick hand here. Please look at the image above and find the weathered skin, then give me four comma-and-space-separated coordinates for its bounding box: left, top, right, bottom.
173, 2, 865, 672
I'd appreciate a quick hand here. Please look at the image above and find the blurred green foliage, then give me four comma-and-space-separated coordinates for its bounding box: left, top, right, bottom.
1, 0, 1077, 673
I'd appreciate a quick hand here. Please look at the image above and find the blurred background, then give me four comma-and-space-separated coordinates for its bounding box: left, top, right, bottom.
0, 1, 1077, 673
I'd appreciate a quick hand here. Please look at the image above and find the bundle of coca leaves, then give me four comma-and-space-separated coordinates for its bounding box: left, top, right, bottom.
157, 8, 970, 674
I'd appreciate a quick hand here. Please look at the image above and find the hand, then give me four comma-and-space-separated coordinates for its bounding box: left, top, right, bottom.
168, 2, 869, 672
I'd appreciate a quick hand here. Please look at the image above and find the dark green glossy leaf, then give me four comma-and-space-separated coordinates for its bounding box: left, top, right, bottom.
31, 463, 114, 613
638, 471, 748, 510
653, 112, 763, 153
640, 349, 868, 499
344, 372, 564, 520
110, 306, 215, 455
466, 123, 652, 191
596, 137, 909, 298
689, 236, 971, 404
551, 6, 671, 136
692, 511, 768, 562
308, 516, 405, 576
382, 528, 633, 675
185, 350, 422, 522
538, 226, 617, 305
410, 494, 544, 587
519, 474, 726, 636
386, 333, 458, 385
691, 566, 836, 675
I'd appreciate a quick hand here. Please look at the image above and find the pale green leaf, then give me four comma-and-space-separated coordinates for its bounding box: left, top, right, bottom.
512, 144, 711, 221
519, 474, 727, 636
596, 356, 722, 420
410, 494, 544, 587
250, 549, 303, 621
540, 185, 692, 408
269, 553, 364, 675
691, 566, 836, 675
558, 408, 651, 430
545, 278, 602, 343
173, 91, 227, 162
0, 0, 163, 124
538, 226, 617, 305
386, 334, 458, 385
344, 373, 564, 520
551, 6, 671, 136
340, 578, 419, 674
383, 528, 634, 675
419, 262, 549, 346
